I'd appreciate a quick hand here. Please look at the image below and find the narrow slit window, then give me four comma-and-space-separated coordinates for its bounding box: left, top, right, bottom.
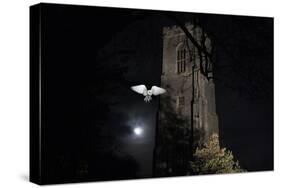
178, 96, 185, 107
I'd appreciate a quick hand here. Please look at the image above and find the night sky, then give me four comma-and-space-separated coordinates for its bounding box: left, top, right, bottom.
38, 3, 273, 184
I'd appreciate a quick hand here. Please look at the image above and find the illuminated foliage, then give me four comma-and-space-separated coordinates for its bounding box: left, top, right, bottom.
190, 134, 246, 174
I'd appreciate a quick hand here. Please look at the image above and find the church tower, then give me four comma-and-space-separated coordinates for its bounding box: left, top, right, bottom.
154, 23, 219, 176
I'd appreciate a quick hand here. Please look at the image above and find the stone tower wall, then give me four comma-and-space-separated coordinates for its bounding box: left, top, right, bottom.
154, 23, 218, 176
161, 23, 218, 142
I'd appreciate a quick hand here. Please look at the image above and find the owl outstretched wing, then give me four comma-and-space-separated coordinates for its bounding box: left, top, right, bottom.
131, 85, 147, 95
151, 86, 166, 96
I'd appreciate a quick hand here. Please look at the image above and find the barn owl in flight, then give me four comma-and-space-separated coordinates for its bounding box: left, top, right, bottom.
131, 85, 166, 103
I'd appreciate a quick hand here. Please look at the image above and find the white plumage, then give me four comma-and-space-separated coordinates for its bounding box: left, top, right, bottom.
131, 85, 166, 102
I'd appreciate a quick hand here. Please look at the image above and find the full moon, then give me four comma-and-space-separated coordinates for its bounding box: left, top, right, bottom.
134, 127, 143, 136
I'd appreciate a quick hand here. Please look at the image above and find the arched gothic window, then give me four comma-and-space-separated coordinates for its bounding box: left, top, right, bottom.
176, 43, 187, 74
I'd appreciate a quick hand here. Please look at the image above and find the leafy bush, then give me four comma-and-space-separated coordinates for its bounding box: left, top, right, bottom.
190, 134, 245, 174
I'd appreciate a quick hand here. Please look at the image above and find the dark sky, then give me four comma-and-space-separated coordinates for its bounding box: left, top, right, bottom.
39, 3, 273, 183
